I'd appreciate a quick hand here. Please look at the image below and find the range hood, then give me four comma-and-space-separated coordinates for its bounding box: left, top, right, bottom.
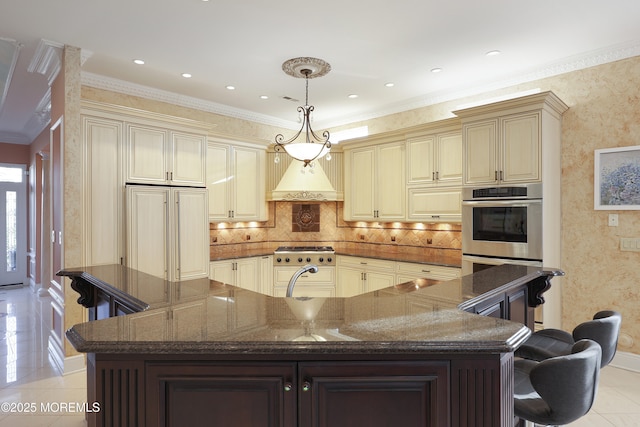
271, 160, 338, 201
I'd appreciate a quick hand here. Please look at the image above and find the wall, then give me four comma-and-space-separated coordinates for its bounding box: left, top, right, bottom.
82, 55, 640, 357
0, 142, 30, 164
210, 201, 461, 266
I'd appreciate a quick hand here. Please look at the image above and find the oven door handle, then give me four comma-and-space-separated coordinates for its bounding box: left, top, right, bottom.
462, 199, 541, 207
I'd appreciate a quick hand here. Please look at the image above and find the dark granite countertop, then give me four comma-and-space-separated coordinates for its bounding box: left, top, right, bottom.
62, 264, 561, 355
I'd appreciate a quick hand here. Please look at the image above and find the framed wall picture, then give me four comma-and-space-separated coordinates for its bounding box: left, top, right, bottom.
594, 145, 640, 210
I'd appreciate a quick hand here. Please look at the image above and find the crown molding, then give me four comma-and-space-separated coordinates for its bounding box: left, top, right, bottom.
27, 39, 63, 86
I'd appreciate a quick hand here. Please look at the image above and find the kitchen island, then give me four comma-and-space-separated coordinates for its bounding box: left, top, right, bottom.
62, 264, 561, 427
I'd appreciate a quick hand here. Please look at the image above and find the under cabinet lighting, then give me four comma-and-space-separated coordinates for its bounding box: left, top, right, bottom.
133, 59, 145, 65
430, 67, 442, 73
181, 73, 192, 78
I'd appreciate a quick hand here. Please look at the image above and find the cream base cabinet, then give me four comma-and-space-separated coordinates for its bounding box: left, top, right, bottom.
344, 140, 405, 221
273, 267, 336, 297
207, 140, 267, 222
337, 256, 396, 296
126, 186, 209, 282
209, 257, 260, 292
395, 262, 461, 284
126, 123, 207, 187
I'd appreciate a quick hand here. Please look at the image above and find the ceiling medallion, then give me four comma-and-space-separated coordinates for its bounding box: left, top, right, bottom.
274, 57, 332, 168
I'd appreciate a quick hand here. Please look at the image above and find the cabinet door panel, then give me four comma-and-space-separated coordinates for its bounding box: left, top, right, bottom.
126, 125, 168, 184
376, 143, 405, 220
407, 188, 461, 221
365, 271, 396, 293
463, 120, 498, 185
501, 113, 540, 183
336, 266, 363, 297
299, 362, 449, 427
347, 148, 375, 220
407, 136, 435, 184
146, 363, 296, 427
83, 116, 123, 266
209, 260, 235, 284
233, 147, 263, 220
436, 132, 462, 184
175, 189, 209, 280
206, 144, 232, 220
171, 132, 206, 186
235, 257, 259, 291
126, 187, 169, 279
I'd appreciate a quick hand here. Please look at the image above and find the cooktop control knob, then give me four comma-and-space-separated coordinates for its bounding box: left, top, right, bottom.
285, 257, 290, 263
327, 257, 333, 263
319, 257, 324, 263
276, 257, 282, 263
306, 257, 311, 263
298, 257, 303, 263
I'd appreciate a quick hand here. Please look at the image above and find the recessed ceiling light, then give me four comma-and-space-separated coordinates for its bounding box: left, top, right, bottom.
486, 50, 502, 57
385, 82, 395, 87
133, 59, 145, 65
431, 67, 442, 73
348, 94, 358, 99
260, 95, 268, 99
181, 73, 192, 78
226, 85, 235, 90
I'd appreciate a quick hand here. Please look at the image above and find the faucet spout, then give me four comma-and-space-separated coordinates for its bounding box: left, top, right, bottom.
286, 264, 319, 297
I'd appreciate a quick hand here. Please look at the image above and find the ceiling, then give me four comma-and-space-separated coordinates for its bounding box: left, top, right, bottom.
1, 0, 639, 145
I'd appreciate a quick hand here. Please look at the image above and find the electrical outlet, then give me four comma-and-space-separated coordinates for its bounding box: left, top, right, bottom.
608, 214, 619, 227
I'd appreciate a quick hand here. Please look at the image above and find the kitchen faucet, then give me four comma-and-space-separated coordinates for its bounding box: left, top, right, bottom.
286, 264, 319, 297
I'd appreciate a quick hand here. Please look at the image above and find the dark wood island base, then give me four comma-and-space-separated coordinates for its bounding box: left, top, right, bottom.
61, 264, 562, 427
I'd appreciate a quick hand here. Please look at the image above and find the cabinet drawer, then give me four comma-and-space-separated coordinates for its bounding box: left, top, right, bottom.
274, 267, 335, 284
338, 256, 395, 271
396, 262, 461, 281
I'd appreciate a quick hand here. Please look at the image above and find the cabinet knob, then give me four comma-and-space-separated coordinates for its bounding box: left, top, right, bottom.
284, 382, 293, 392
302, 381, 311, 392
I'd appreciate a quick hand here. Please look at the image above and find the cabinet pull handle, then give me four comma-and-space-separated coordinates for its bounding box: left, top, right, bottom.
432, 172, 435, 180
421, 269, 431, 273
435, 171, 439, 180
284, 382, 293, 392
302, 381, 311, 392
499, 171, 503, 181
494, 170, 498, 180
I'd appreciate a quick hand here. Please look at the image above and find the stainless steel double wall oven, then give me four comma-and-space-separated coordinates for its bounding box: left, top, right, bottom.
461, 183, 543, 275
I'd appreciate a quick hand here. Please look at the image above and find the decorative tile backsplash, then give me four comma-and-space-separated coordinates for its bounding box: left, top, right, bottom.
210, 201, 461, 265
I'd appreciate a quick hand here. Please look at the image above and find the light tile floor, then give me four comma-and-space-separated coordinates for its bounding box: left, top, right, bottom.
0, 285, 638, 426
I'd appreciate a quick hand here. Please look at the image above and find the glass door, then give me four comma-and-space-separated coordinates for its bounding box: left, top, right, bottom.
0, 164, 26, 286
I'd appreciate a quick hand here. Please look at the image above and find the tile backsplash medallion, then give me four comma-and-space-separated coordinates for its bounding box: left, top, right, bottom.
210, 201, 461, 266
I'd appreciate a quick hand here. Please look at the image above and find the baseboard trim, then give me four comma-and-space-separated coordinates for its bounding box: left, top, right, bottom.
610, 351, 640, 373
48, 336, 86, 375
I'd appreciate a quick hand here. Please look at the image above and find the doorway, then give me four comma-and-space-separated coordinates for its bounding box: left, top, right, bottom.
0, 164, 27, 286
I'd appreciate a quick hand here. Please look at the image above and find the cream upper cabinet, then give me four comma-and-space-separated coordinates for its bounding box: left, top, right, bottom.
455, 92, 568, 187
344, 140, 405, 221
461, 113, 540, 186
407, 131, 462, 186
207, 139, 267, 222
407, 187, 462, 222
126, 123, 206, 187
